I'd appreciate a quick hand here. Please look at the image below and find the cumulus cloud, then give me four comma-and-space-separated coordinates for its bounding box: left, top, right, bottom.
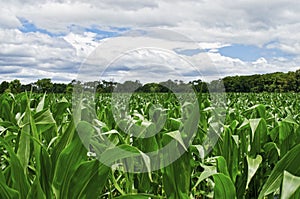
0, 29, 79, 83
64, 32, 99, 58
0, 0, 299, 83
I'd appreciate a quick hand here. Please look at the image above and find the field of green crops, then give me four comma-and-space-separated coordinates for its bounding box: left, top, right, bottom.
0, 92, 299, 198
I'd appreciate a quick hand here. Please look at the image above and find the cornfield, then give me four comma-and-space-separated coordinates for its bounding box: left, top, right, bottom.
0, 92, 299, 198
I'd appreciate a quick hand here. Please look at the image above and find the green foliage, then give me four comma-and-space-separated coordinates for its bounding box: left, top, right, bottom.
9, 79, 21, 94
1, 69, 300, 94
36, 78, 53, 93
0, 81, 9, 93
0, 92, 299, 198
221, 69, 300, 92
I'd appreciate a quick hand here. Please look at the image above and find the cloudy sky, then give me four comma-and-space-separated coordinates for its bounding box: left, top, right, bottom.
0, 0, 300, 83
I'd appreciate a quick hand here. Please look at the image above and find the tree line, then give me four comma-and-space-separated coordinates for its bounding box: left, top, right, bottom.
0, 79, 73, 94
0, 69, 299, 94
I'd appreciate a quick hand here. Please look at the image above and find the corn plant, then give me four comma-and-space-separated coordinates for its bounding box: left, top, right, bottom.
0, 92, 299, 198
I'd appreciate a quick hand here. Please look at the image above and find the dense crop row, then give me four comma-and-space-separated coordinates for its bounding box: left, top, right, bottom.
0, 92, 299, 198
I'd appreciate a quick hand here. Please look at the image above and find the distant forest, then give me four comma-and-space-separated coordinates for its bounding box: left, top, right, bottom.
0, 69, 299, 94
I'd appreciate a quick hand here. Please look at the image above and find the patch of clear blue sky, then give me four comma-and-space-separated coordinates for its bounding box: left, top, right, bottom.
18, 17, 130, 39
218, 43, 295, 62
85, 26, 130, 40
18, 17, 64, 37
171, 43, 294, 62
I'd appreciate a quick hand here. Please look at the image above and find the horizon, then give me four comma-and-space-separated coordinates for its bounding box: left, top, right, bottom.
0, 68, 298, 86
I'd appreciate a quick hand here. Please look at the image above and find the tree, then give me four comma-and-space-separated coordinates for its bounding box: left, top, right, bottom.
66, 81, 75, 94
9, 79, 21, 93
209, 79, 224, 92
36, 78, 53, 93
295, 69, 300, 92
53, 83, 67, 93
138, 83, 164, 93
0, 81, 9, 93
21, 84, 34, 92
191, 79, 208, 93
160, 80, 177, 92
101, 80, 117, 93
115, 80, 142, 93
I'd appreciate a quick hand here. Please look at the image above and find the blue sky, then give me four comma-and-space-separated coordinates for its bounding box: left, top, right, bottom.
218, 43, 295, 62
18, 17, 127, 39
0, 0, 299, 83
18, 17, 63, 37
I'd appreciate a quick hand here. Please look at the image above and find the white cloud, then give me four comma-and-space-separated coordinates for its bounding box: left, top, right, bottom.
0, 8, 21, 28
252, 57, 268, 65
0, 0, 299, 83
0, 29, 79, 83
198, 42, 230, 50
63, 32, 99, 57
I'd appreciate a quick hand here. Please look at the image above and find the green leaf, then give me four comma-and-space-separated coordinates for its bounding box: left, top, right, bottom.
51, 118, 75, 165
0, 170, 19, 199
281, 171, 300, 199
0, 99, 14, 122
213, 173, 236, 199
249, 119, 261, 142
165, 130, 188, 151
259, 144, 300, 198
39, 147, 53, 198
99, 144, 151, 174
0, 137, 30, 198
246, 104, 266, 119
216, 156, 230, 177
191, 144, 205, 159
26, 177, 46, 199
68, 160, 110, 199
167, 118, 182, 131
34, 109, 56, 125
193, 164, 217, 188
246, 155, 262, 189
52, 133, 87, 198
36, 93, 46, 112
17, 108, 31, 173
249, 118, 267, 156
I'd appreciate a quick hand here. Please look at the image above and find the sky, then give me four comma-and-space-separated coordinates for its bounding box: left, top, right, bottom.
0, 0, 300, 84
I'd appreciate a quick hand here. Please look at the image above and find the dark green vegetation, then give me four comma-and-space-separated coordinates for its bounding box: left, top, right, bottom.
1, 69, 299, 94
0, 91, 299, 198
